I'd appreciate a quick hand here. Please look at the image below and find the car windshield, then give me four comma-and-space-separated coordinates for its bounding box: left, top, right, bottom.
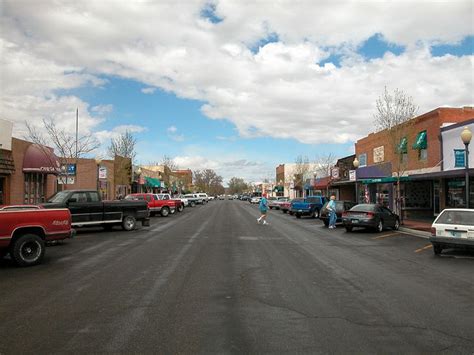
47, 191, 70, 203
350, 204, 376, 212
436, 210, 474, 226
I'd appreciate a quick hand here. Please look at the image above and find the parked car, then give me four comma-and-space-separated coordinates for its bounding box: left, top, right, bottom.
280, 198, 299, 214
320, 200, 357, 227
197, 193, 209, 203
250, 196, 261, 204
175, 194, 189, 207
267, 197, 278, 209
291, 196, 326, 218
154, 193, 185, 212
272, 197, 289, 210
0, 207, 75, 266
430, 208, 474, 255
125, 193, 176, 217
342, 204, 400, 233
43, 190, 150, 230
183, 194, 204, 206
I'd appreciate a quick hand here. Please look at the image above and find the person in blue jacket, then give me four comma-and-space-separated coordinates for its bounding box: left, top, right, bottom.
327, 195, 337, 229
257, 194, 269, 225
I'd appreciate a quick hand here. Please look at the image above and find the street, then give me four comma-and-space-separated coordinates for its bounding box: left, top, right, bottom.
1, 200, 473, 354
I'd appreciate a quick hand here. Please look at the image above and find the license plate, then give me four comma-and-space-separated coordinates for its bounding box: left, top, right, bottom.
450, 231, 461, 238
298, 210, 303, 213
351, 219, 359, 224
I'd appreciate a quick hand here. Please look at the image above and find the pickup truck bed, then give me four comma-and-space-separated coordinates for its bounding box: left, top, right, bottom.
0, 208, 74, 266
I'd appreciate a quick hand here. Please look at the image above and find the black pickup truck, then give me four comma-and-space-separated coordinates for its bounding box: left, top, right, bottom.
42, 190, 150, 231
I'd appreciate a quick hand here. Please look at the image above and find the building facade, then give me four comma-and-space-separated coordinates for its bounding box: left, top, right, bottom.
354, 107, 473, 220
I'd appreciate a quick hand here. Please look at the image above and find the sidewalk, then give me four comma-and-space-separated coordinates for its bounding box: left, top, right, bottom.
399, 219, 433, 239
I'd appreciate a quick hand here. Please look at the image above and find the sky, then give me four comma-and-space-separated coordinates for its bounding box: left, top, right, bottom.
1, 0, 473, 184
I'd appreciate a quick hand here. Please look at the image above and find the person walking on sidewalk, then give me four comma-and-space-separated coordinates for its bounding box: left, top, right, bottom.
257, 194, 269, 225
328, 195, 337, 229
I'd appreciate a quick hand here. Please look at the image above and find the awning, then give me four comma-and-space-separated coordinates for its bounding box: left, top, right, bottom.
22, 144, 60, 174
0, 150, 15, 175
398, 137, 408, 154
313, 176, 331, 189
412, 131, 427, 150
145, 176, 161, 188
356, 162, 392, 179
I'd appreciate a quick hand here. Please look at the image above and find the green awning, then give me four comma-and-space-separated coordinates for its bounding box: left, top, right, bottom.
398, 137, 408, 154
145, 176, 161, 188
412, 131, 427, 150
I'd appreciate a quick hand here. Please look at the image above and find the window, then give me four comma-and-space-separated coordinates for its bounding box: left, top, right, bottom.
358, 153, 367, 167
401, 153, 408, 164
419, 148, 427, 160
87, 192, 100, 202
71, 192, 87, 203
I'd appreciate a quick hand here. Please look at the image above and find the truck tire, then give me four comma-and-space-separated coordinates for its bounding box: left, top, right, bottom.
177, 204, 184, 212
433, 243, 443, 256
122, 215, 136, 231
11, 234, 45, 267
345, 226, 353, 232
296, 213, 301, 219
190, 201, 196, 207
161, 207, 170, 217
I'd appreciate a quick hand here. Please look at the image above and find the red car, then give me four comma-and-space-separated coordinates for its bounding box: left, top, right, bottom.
0, 207, 74, 266
125, 193, 176, 217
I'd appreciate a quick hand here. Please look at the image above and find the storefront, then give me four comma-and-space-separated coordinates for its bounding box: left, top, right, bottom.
22, 143, 60, 204
0, 150, 15, 205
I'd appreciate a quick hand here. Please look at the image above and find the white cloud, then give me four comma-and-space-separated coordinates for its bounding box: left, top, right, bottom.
141, 87, 156, 94
95, 124, 147, 143
167, 125, 177, 133
91, 104, 113, 115
1, 0, 473, 150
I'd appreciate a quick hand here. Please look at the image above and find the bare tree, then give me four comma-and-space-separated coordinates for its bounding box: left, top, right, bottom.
26, 118, 100, 189
108, 130, 137, 162
194, 169, 224, 195
228, 177, 249, 195
313, 153, 337, 196
314, 153, 336, 178
373, 86, 418, 218
293, 155, 310, 197
160, 155, 178, 171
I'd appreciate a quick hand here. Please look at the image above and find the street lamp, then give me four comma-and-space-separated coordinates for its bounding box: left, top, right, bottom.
95, 158, 102, 192
136, 167, 142, 193
461, 126, 472, 208
353, 157, 360, 204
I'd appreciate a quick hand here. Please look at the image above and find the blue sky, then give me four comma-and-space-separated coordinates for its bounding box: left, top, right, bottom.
2, 1, 473, 183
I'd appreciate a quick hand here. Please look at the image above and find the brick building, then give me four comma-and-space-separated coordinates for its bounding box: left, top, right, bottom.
354, 106, 474, 221
170, 169, 193, 193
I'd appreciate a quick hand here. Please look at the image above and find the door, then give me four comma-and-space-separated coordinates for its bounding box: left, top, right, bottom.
433, 180, 440, 216
86, 191, 105, 223
381, 206, 396, 227
67, 191, 90, 224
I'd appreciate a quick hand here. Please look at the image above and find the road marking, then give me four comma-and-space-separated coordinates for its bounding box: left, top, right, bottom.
372, 233, 403, 240
415, 244, 433, 253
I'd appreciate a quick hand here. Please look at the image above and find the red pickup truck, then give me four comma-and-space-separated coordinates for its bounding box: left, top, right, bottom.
0, 207, 74, 266
125, 193, 177, 217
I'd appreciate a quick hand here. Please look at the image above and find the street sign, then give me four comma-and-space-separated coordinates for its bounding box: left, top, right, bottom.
349, 170, 356, 181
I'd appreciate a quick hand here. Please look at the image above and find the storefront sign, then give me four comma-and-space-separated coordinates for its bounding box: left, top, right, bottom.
331, 167, 340, 179
99, 166, 107, 179
373, 146, 384, 163
454, 149, 466, 168
60, 164, 76, 176
349, 170, 356, 181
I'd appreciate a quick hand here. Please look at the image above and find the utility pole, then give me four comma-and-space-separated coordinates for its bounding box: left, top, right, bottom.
75, 108, 79, 160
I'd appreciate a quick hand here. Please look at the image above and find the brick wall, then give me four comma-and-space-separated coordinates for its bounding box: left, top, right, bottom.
355, 107, 474, 173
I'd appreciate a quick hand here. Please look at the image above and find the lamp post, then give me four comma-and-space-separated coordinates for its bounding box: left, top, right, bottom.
353, 157, 360, 204
461, 126, 472, 208
95, 158, 102, 192
137, 167, 142, 193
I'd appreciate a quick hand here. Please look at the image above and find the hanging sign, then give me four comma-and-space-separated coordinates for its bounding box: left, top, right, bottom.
99, 166, 107, 179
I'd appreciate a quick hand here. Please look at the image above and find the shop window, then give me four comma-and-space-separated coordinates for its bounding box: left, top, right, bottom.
24, 173, 47, 204
401, 153, 408, 164
418, 148, 427, 161
404, 181, 431, 208
358, 153, 367, 167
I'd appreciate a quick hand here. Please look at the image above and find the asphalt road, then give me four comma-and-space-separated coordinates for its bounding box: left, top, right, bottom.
1, 200, 473, 354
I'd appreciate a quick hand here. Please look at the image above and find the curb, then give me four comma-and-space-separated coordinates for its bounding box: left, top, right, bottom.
399, 227, 431, 239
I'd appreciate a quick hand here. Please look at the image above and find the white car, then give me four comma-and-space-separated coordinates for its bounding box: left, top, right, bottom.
250, 196, 261, 204
197, 193, 209, 203
430, 208, 474, 255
